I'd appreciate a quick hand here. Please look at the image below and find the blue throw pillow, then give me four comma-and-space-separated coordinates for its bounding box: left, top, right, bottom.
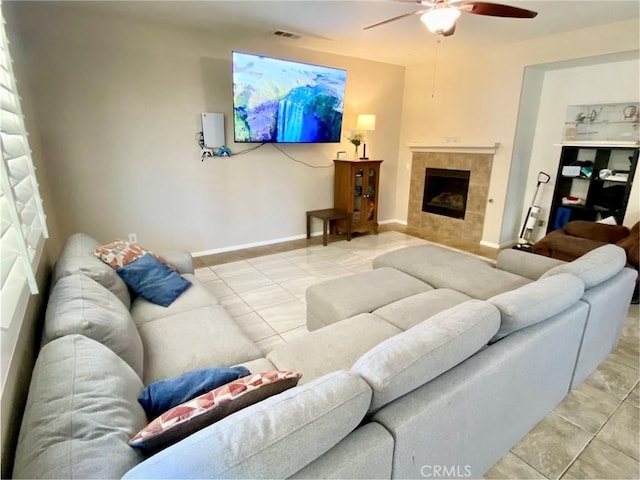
138, 366, 251, 419
116, 253, 191, 307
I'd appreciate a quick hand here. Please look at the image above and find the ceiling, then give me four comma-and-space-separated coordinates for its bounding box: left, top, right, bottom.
60, 1, 640, 65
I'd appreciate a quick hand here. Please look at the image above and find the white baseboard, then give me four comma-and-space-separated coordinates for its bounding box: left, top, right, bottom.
192, 232, 323, 257
379, 218, 408, 226
193, 220, 409, 257
480, 239, 518, 250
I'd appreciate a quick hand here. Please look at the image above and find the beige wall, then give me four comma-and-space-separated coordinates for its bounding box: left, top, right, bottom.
5, 3, 405, 254
395, 19, 640, 246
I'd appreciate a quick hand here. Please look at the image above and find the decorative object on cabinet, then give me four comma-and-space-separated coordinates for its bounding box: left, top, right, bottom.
547, 145, 638, 233
347, 131, 364, 160
334, 159, 382, 235
356, 114, 376, 159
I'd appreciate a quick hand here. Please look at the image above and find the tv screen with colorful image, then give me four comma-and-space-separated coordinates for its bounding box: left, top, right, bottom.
232, 52, 347, 143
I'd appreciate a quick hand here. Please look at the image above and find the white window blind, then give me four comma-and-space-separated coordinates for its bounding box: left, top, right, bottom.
1, 13, 48, 329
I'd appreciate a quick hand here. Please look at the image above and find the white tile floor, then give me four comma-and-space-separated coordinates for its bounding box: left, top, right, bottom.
194, 231, 430, 356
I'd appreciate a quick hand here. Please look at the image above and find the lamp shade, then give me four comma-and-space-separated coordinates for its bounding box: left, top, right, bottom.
420, 7, 460, 34
356, 114, 376, 131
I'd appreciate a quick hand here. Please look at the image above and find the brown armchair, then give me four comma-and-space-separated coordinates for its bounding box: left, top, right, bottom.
532, 220, 639, 302
531, 220, 637, 267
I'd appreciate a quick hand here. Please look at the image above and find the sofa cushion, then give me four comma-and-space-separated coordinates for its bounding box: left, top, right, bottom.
42, 274, 144, 378
156, 250, 195, 275
352, 300, 500, 412
138, 305, 262, 385
130, 370, 301, 451
372, 288, 472, 330
53, 233, 131, 308
495, 248, 566, 281
117, 253, 191, 307
12, 335, 147, 479
374, 245, 531, 299
138, 366, 251, 420
488, 273, 585, 342
235, 357, 277, 373
123, 370, 372, 480
130, 274, 219, 327
267, 313, 402, 384
306, 267, 432, 330
541, 244, 627, 288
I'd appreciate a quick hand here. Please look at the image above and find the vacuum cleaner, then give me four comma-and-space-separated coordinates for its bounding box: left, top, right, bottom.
517, 171, 551, 248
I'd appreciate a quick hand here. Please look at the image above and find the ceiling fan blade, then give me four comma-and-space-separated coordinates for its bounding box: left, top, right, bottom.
363, 9, 428, 30
458, 1, 537, 18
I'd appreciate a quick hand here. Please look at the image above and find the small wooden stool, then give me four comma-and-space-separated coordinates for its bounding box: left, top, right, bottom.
306, 208, 352, 246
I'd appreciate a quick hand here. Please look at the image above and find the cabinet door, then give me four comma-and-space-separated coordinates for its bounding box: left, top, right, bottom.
364, 165, 378, 223
352, 166, 365, 226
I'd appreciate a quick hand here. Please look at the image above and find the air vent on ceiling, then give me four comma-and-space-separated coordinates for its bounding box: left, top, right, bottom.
272, 30, 302, 40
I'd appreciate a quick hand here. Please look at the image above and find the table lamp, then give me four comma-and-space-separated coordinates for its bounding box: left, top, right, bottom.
356, 114, 376, 159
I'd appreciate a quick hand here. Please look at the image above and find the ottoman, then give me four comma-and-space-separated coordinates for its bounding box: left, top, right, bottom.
306, 267, 433, 330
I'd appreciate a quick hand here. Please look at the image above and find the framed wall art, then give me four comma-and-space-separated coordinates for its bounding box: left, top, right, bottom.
562, 102, 639, 144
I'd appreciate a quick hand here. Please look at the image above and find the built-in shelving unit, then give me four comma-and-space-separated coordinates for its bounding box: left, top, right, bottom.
547, 144, 639, 232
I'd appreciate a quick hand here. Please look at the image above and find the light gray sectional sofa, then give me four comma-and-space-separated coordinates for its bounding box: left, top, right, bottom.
12, 234, 636, 479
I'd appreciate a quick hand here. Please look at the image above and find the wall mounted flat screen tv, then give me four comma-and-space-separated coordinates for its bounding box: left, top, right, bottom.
232, 52, 347, 143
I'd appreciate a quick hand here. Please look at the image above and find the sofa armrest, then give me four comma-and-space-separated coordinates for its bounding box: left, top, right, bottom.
564, 220, 630, 244
532, 232, 609, 262
495, 249, 565, 281
123, 370, 372, 479
159, 250, 194, 274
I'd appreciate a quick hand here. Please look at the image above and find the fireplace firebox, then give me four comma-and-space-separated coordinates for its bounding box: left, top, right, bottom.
422, 168, 471, 219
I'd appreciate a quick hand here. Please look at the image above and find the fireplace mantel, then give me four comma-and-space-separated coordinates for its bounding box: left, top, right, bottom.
407, 142, 500, 154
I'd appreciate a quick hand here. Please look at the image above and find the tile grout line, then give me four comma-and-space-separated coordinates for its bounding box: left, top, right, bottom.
243, 256, 311, 340
555, 378, 640, 479
231, 238, 406, 351
507, 450, 550, 479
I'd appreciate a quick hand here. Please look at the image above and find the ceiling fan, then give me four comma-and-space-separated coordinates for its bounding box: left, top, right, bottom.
364, 0, 538, 37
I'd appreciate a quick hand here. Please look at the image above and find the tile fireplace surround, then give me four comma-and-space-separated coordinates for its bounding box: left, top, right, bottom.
408, 145, 495, 243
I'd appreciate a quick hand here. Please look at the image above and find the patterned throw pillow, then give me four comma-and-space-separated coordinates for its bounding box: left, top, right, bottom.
129, 370, 301, 451
94, 239, 170, 270
138, 365, 251, 420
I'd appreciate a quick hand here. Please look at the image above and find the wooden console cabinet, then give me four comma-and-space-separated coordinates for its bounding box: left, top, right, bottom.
334, 159, 382, 234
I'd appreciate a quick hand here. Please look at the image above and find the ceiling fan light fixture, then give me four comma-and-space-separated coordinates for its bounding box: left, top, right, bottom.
420, 7, 461, 34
